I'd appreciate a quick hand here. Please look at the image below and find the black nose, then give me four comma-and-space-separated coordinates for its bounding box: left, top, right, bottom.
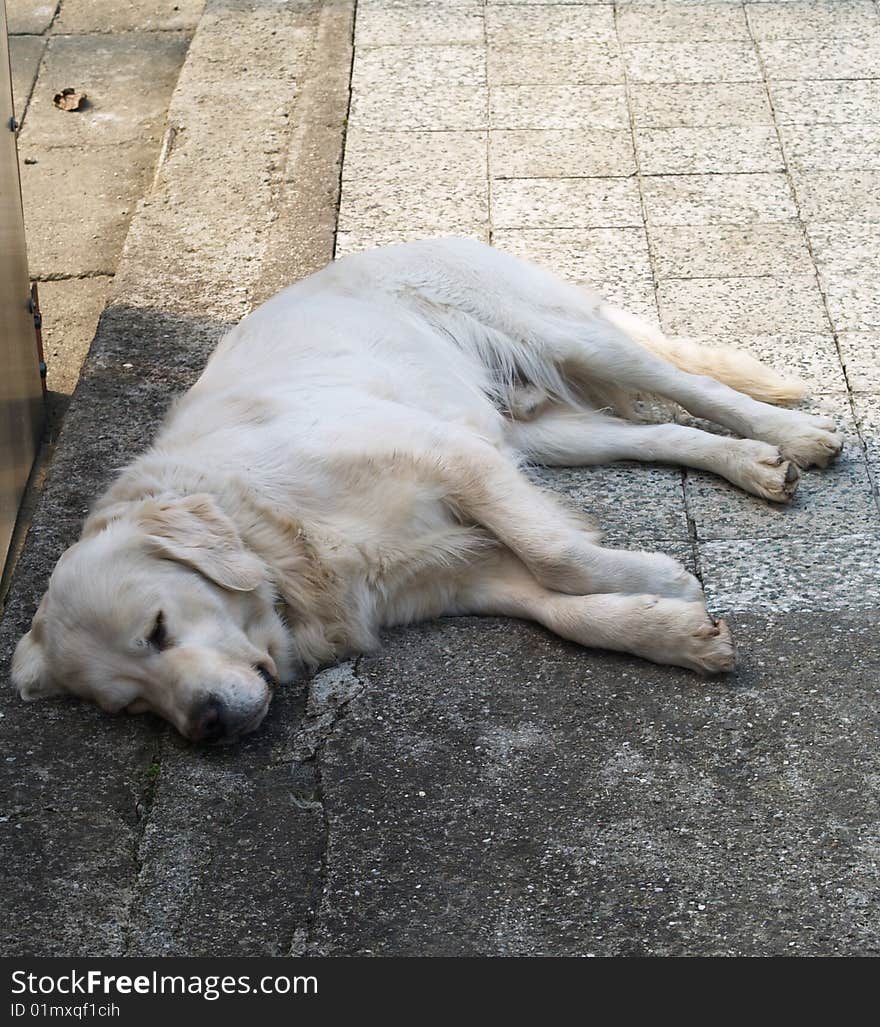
256, 664, 277, 690
189, 697, 227, 743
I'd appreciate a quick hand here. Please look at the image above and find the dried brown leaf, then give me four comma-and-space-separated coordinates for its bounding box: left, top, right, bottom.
53, 88, 88, 112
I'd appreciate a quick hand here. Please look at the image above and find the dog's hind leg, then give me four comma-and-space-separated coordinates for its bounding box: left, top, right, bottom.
532, 305, 843, 470
451, 548, 735, 674
507, 409, 801, 503
431, 438, 703, 602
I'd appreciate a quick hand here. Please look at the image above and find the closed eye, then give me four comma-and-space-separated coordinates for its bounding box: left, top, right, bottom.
146, 611, 170, 651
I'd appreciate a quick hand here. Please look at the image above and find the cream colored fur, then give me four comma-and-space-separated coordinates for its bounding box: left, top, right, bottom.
11, 238, 843, 742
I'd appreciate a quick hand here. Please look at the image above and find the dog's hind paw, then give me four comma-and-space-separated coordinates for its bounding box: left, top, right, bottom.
730, 442, 800, 503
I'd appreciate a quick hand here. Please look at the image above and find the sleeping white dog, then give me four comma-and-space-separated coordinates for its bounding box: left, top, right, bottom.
12, 239, 842, 742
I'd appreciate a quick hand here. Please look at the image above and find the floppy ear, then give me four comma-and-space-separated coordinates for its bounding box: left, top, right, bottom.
139, 493, 264, 592
12, 599, 64, 700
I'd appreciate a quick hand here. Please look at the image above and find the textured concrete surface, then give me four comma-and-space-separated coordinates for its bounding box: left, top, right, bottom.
8, 0, 197, 435
2, 0, 880, 957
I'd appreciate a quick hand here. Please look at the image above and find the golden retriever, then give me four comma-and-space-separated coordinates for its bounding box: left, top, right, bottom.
12, 239, 842, 742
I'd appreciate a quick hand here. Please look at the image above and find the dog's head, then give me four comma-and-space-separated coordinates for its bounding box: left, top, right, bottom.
11, 494, 291, 743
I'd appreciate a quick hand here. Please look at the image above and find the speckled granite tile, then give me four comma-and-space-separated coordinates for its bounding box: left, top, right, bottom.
623, 41, 762, 83
758, 38, 880, 80
356, 4, 485, 46
746, 0, 878, 41
684, 333, 846, 395
852, 393, 880, 480
492, 178, 644, 229
699, 533, 880, 614
489, 130, 635, 178
791, 170, 880, 223
489, 85, 629, 131
527, 463, 690, 546
352, 45, 486, 90
342, 130, 487, 181
630, 82, 773, 129
335, 227, 490, 259
338, 177, 488, 234
486, 44, 624, 86
642, 173, 798, 226
617, 1, 749, 43
637, 126, 783, 175
595, 278, 660, 323
807, 222, 880, 278
780, 125, 880, 173
838, 333, 880, 393
648, 224, 813, 279
486, 6, 617, 45
686, 402, 875, 542
658, 276, 829, 335
493, 227, 652, 286
823, 277, 880, 332
769, 81, 880, 126
349, 85, 487, 131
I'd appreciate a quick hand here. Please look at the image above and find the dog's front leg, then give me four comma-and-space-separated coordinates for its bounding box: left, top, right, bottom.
434, 441, 702, 602
451, 549, 735, 674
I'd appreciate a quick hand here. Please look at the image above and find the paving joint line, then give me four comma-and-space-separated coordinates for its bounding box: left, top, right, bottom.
744, 0, 880, 520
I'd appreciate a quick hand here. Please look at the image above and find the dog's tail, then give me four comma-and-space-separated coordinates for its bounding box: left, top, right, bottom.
601, 304, 806, 405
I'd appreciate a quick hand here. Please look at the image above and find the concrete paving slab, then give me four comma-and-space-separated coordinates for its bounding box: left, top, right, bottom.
616, 1, 749, 43
8, 33, 44, 120
648, 224, 813, 279
489, 129, 635, 179
700, 535, 880, 615
355, 2, 485, 46
343, 128, 487, 181
19, 141, 154, 277
780, 125, 880, 173
37, 275, 114, 431
684, 332, 847, 396
55, 0, 205, 33
493, 226, 653, 291
6, 0, 56, 35
657, 275, 829, 336
596, 278, 660, 322
636, 126, 784, 175
19, 31, 190, 148
641, 172, 798, 226
791, 169, 880, 223
757, 38, 880, 80
769, 80, 880, 126
839, 333, 880, 393
488, 84, 629, 131
125, 685, 324, 957
630, 82, 773, 129
823, 276, 880, 332
310, 612, 880, 955
339, 177, 489, 235
685, 403, 877, 543
492, 177, 643, 229
352, 44, 486, 89
335, 227, 490, 259
807, 221, 880, 278
486, 5, 616, 46
528, 462, 690, 545
623, 41, 762, 84
486, 43, 624, 86
745, 0, 879, 41
852, 393, 880, 480
350, 84, 487, 131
